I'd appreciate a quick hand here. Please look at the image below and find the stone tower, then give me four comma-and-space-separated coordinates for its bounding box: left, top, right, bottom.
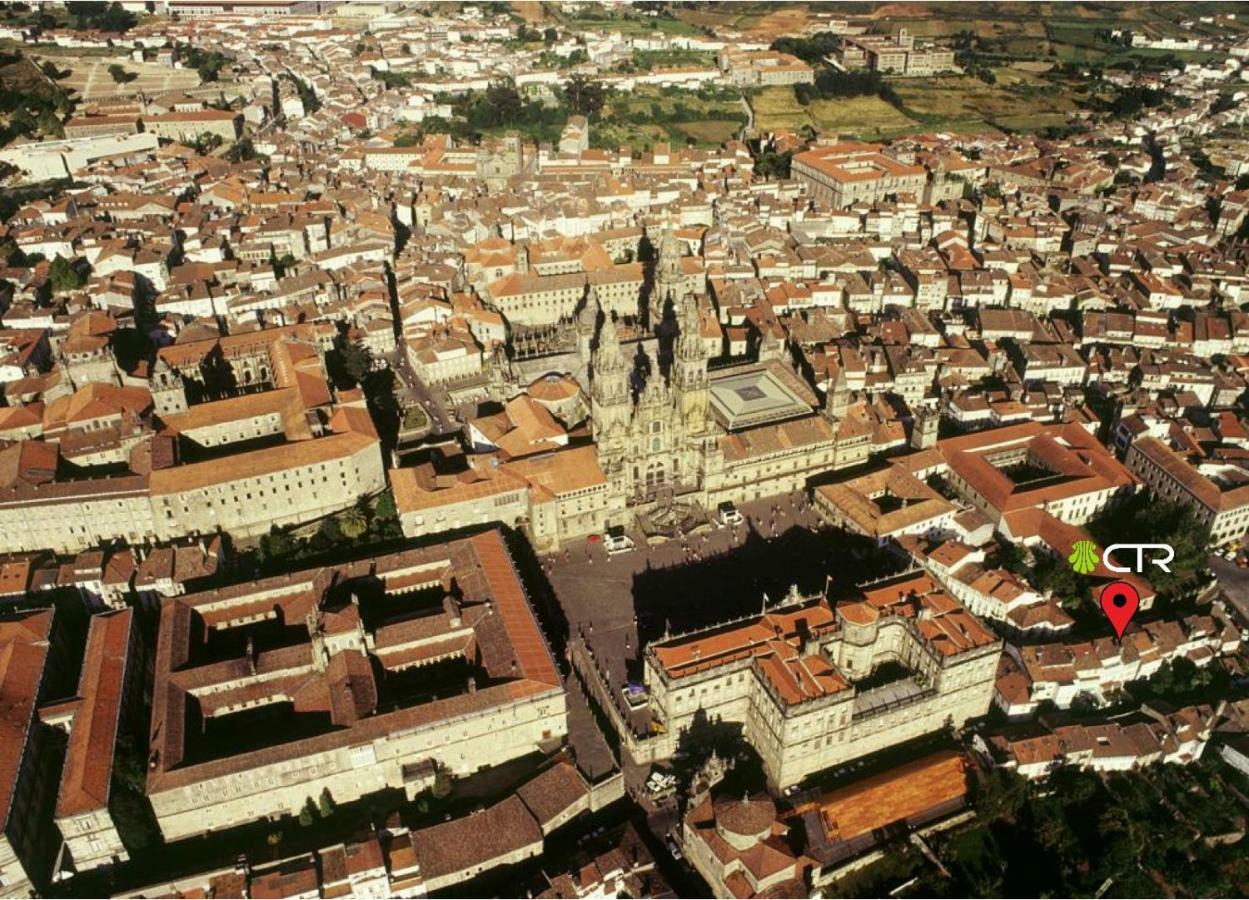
911, 404, 939, 451
824, 364, 850, 423
673, 293, 711, 437
576, 290, 599, 364
591, 309, 632, 494
150, 357, 188, 415
650, 229, 684, 326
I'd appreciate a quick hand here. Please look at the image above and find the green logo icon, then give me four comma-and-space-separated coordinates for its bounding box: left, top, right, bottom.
1069, 540, 1100, 575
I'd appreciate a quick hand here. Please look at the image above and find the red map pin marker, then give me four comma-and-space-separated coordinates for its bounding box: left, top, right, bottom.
1100, 581, 1140, 639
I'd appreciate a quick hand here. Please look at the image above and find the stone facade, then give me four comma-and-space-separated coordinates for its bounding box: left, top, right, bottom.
145, 531, 566, 841
643, 572, 1001, 789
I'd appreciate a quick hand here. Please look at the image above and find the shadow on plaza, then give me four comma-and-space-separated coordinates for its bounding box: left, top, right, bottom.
629, 524, 902, 646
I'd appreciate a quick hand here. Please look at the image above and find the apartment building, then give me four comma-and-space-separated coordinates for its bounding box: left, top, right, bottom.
835, 29, 957, 76
142, 111, 241, 144
995, 613, 1240, 716
983, 703, 1220, 778
718, 50, 815, 86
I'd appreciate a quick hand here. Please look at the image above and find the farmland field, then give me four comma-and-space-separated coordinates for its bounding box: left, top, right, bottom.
749, 85, 810, 132
893, 73, 1080, 133
806, 95, 919, 140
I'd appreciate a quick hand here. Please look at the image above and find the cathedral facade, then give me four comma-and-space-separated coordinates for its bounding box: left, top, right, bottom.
586, 230, 871, 530
590, 233, 719, 506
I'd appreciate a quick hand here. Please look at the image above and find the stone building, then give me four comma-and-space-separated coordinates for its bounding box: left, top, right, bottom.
49, 609, 139, 877
1125, 435, 1249, 546
643, 571, 1001, 789
0, 609, 68, 898
145, 530, 566, 840
393, 229, 874, 549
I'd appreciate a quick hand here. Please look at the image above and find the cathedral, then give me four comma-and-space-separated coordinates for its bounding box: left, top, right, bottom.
589, 232, 718, 505
584, 229, 872, 528
395, 229, 875, 550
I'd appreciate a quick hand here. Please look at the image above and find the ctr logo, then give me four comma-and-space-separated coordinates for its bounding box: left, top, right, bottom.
1068, 540, 1174, 575
1069, 540, 1099, 574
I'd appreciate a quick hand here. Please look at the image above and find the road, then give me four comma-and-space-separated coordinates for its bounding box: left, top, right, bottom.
386, 350, 457, 437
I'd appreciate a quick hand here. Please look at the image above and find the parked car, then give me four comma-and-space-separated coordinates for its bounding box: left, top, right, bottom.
718, 501, 744, 527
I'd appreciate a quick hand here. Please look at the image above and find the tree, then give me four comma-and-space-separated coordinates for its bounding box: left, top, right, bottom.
482, 79, 522, 126
107, 63, 134, 84
563, 73, 605, 117
543, 26, 558, 44
225, 135, 258, 163
373, 489, 398, 522
754, 149, 792, 179
337, 506, 368, 540
297, 799, 316, 827
273, 253, 296, 277
192, 132, 223, 155
975, 767, 1028, 823
48, 255, 85, 293
72, 2, 137, 32
339, 340, 371, 385
318, 788, 337, 818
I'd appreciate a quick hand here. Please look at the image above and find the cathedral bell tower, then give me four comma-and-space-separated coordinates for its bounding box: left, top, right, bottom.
591, 306, 632, 493
673, 293, 711, 436
650, 229, 684, 327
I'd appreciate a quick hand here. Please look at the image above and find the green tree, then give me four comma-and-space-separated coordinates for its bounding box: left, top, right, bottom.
482, 79, 523, 126
297, 799, 316, 827
225, 135, 257, 163
318, 788, 337, 818
975, 767, 1028, 823
543, 26, 558, 44
337, 506, 368, 540
107, 63, 134, 84
563, 73, 605, 117
373, 489, 397, 522
191, 132, 224, 155
48, 255, 85, 292
339, 340, 371, 385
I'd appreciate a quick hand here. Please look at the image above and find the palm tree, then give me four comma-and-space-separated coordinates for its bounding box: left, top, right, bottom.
337, 506, 368, 540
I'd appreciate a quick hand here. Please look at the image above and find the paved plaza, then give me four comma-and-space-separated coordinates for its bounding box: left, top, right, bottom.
542, 490, 897, 695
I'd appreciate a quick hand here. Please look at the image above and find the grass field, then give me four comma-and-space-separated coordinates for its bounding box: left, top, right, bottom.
750, 85, 809, 132
893, 73, 1080, 133
807, 96, 919, 140
34, 52, 201, 101
749, 88, 919, 141
599, 86, 746, 149
747, 77, 1076, 140
673, 120, 742, 144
